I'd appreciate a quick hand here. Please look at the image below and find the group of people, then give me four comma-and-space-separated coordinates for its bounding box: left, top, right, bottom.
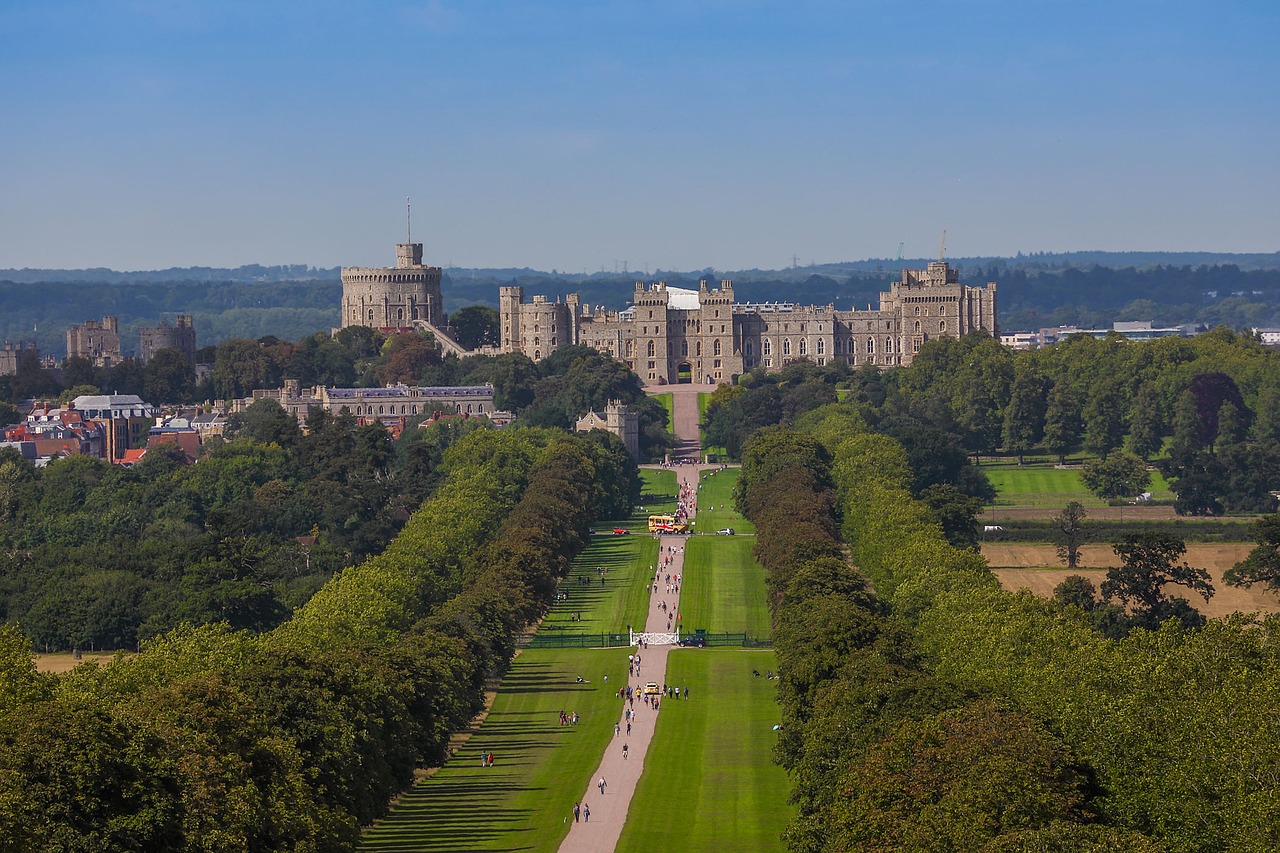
477, 751, 494, 767
559, 710, 580, 726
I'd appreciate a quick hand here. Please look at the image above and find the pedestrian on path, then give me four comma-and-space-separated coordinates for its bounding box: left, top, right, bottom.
584, 803, 591, 822
599, 776, 607, 795
623, 742, 629, 759
573, 802, 580, 822
615, 722, 620, 737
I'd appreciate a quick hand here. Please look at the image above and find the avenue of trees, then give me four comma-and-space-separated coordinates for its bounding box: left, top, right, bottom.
0, 398, 639, 652
706, 328, 1280, 515
742, 408, 1280, 852
0, 426, 636, 850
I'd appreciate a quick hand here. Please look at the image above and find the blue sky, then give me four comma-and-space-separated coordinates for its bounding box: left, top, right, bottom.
1, 1, 1276, 272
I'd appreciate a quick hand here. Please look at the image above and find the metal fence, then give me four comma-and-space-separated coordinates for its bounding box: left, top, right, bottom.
522, 631, 771, 649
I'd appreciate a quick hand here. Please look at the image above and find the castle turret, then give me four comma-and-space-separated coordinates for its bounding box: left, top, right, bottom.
341, 243, 443, 330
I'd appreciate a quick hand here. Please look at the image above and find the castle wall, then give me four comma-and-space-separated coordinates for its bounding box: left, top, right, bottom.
139, 315, 196, 365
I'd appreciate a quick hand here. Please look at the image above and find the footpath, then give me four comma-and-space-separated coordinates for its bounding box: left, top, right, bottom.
559, 384, 707, 851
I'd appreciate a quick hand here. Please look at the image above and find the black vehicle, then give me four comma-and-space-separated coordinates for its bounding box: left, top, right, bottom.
677, 635, 706, 647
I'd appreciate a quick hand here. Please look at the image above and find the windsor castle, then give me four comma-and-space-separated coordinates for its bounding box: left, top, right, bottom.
341, 242, 998, 384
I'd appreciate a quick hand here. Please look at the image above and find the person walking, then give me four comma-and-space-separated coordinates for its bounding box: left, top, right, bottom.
584, 803, 591, 822
598, 776, 607, 795
573, 802, 581, 822
623, 742, 629, 760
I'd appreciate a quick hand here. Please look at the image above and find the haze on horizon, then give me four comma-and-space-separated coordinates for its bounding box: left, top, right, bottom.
1, 1, 1276, 274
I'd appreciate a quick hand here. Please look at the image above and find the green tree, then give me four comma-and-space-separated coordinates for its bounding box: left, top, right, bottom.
1082, 381, 1126, 459
213, 339, 270, 399
1002, 366, 1045, 464
449, 305, 500, 349
1102, 532, 1214, 628
1127, 382, 1164, 459
1042, 382, 1083, 464
224, 398, 300, 448
1051, 501, 1088, 569
1252, 385, 1280, 447
1224, 513, 1280, 592
1215, 399, 1247, 452
920, 483, 983, 551
143, 347, 196, 403
1080, 451, 1150, 500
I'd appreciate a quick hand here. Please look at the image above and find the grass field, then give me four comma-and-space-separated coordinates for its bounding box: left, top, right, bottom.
652, 392, 673, 432
697, 392, 728, 457
691, 466, 754, 534
680, 537, 772, 638
616, 649, 790, 852
541, 534, 657, 636
360, 648, 627, 853
984, 462, 1173, 508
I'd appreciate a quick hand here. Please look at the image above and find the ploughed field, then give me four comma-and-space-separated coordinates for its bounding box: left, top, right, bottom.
985, 542, 1280, 619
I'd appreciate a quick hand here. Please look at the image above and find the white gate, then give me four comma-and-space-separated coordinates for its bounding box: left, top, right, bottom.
630, 630, 681, 646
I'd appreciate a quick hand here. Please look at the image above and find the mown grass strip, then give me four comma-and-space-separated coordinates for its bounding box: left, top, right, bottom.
360, 648, 627, 853
690, 466, 754, 534
616, 649, 790, 852
680, 537, 772, 638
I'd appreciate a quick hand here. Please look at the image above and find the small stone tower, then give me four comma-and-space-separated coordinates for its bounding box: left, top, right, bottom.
605, 400, 640, 458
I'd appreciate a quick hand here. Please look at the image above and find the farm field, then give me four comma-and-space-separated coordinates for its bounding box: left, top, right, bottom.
680, 537, 771, 638
359, 648, 626, 853
985, 542, 1280, 619
34, 651, 120, 673
615, 649, 789, 853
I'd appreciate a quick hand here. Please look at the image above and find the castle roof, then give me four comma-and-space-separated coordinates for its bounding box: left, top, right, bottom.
666, 287, 701, 310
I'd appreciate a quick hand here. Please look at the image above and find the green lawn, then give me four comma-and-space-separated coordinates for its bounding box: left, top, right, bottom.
698, 392, 728, 457
652, 392, 674, 432
984, 462, 1173, 507
690, 466, 754, 534
616, 649, 791, 852
680, 537, 772, 638
541, 534, 656, 636
360, 648, 628, 853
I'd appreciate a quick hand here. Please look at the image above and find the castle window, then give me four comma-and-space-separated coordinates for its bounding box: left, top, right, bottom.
397, 308, 404, 322
682, 341, 689, 357
764, 358, 773, 367
798, 339, 806, 356
696, 341, 702, 357
783, 339, 792, 356
745, 340, 754, 357
886, 337, 894, 353
817, 339, 825, 355
713, 339, 721, 356
915, 306, 921, 316
647, 341, 656, 357
368, 310, 375, 323
913, 338, 921, 352
763, 339, 772, 356
412, 308, 419, 320
914, 321, 921, 334
627, 340, 634, 357
939, 320, 946, 332
535, 350, 541, 359
867, 338, 875, 354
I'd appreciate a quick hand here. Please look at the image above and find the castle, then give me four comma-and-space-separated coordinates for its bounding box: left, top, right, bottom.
342, 242, 999, 384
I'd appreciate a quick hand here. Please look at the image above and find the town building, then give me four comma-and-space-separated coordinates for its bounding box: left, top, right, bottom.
66, 316, 123, 367
70, 394, 159, 463
139, 315, 197, 365
574, 400, 640, 458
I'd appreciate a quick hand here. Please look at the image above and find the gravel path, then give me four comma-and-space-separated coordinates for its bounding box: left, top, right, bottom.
558, 464, 702, 852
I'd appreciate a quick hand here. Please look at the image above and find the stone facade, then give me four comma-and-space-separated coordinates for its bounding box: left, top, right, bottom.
575, 400, 640, 458
501, 260, 997, 383
234, 379, 496, 424
340, 243, 444, 331
0, 342, 38, 377
139, 315, 196, 365
66, 316, 123, 367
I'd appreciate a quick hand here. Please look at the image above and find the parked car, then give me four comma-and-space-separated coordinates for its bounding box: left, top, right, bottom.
716, 527, 735, 535
677, 635, 707, 647
643, 681, 661, 695
613, 528, 630, 535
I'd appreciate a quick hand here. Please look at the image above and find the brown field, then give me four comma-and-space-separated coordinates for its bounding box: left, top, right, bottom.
985, 543, 1280, 619
34, 651, 122, 673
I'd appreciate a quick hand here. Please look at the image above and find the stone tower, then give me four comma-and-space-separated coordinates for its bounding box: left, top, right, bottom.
139, 315, 196, 365
605, 400, 640, 458
340, 243, 444, 331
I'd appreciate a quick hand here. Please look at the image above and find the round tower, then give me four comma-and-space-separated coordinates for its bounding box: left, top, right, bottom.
341, 243, 443, 331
